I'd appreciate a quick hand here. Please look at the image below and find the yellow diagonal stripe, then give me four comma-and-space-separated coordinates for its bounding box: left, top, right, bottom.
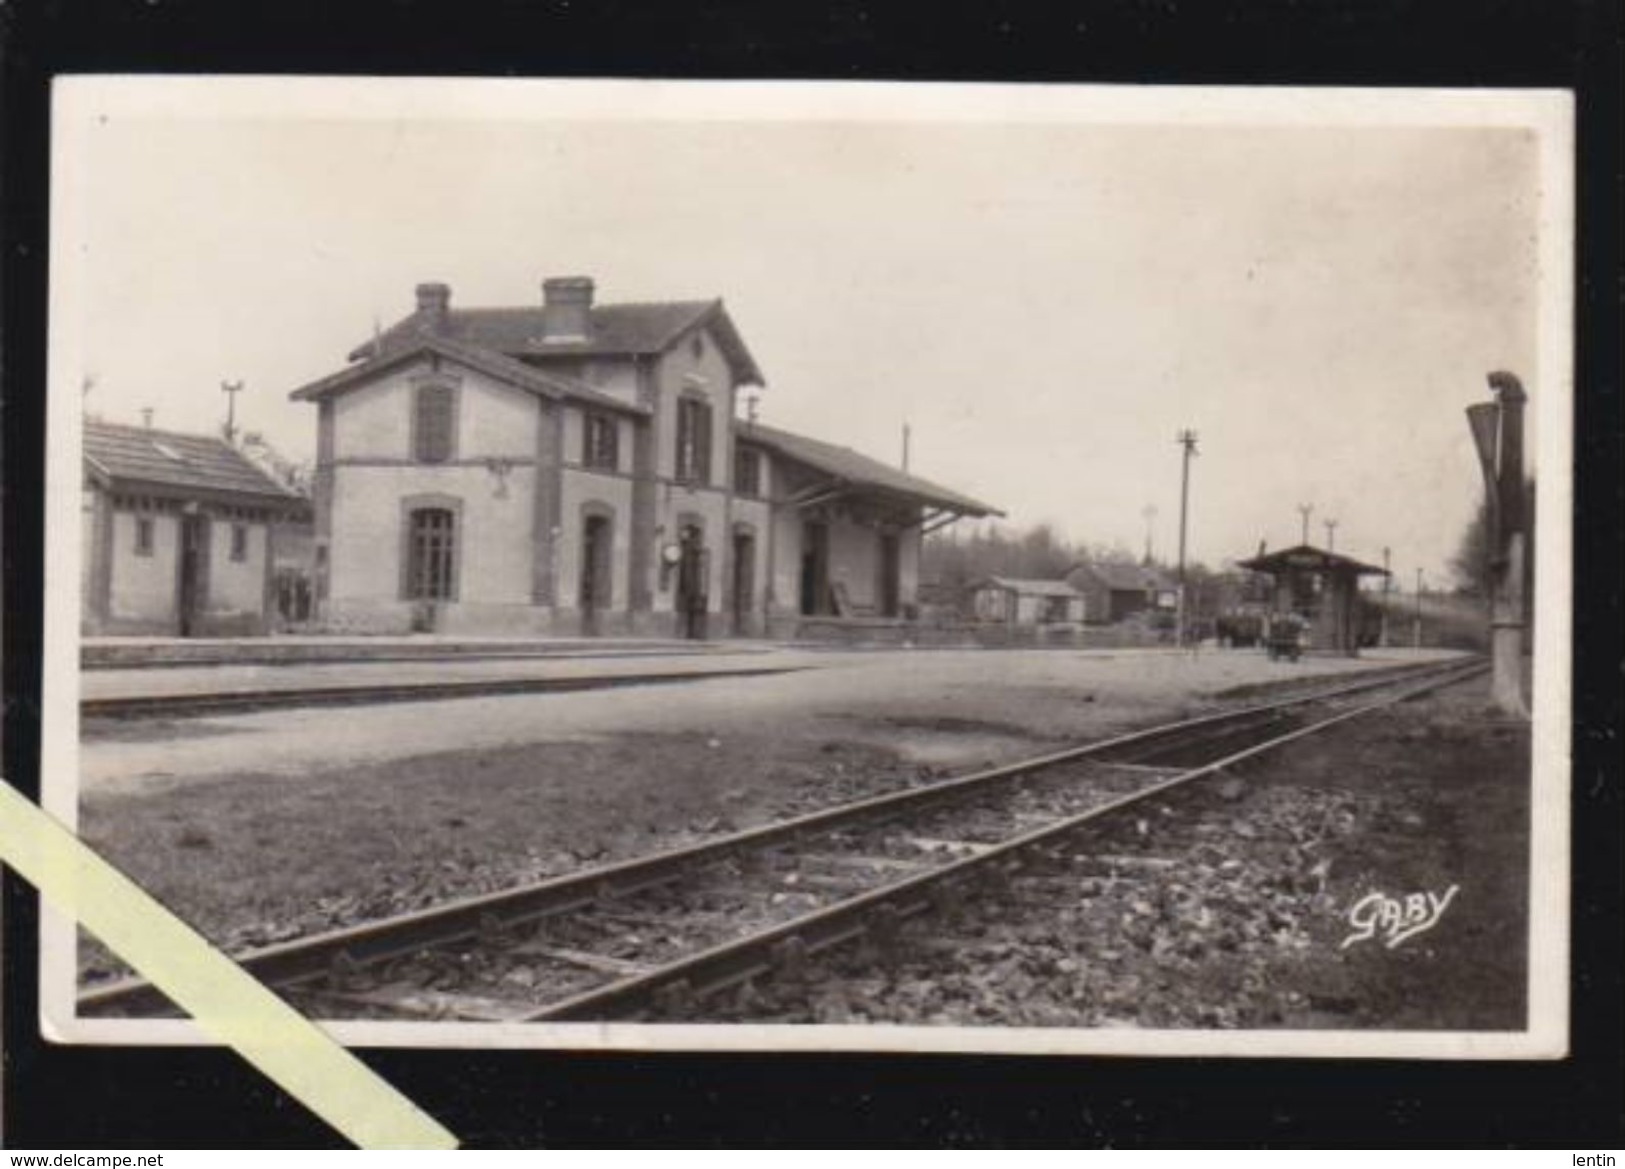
0, 781, 458, 1150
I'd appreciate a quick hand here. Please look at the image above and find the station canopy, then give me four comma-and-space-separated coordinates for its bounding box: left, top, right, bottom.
741, 421, 1001, 519
1236, 544, 1390, 577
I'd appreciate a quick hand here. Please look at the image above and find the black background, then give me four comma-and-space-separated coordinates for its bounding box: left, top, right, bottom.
3, 0, 1620, 1149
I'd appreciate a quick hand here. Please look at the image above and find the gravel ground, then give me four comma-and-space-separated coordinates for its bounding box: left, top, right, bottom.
692, 673, 1530, 1030
74, 646, 1461, 991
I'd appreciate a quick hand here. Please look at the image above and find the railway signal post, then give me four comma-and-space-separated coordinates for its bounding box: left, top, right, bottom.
1466, 371, 1529, 718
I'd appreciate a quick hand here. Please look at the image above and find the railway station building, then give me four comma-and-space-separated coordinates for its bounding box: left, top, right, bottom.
290, 277, 998, 638
81, 419, 309, 636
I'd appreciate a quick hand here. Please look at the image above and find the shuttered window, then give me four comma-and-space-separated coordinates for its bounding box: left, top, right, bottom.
734, 447, 761, 497
583, 413, 619, 471
407, 507, 457, 599
676, 397, 712, 484
414, 384, 456, 464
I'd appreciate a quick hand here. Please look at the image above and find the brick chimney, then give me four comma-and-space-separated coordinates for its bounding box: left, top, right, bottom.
541, 276, 594, 343
414, 282, 451, 332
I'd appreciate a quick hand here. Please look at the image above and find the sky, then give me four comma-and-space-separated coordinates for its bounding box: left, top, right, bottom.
52, 80, 1567, 584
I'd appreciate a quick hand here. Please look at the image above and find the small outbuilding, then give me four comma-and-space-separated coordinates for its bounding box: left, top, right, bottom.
1234, 543, 1389, 656
969, 576, 1086, 629
82, 419, 309, 636
1066, 560, 1177, 625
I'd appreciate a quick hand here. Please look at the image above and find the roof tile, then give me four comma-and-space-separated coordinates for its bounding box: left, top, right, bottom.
740, 421, 999, 517
351, 299, 765, 384
1070, 561, 1177, 592
85, 420, 302, 503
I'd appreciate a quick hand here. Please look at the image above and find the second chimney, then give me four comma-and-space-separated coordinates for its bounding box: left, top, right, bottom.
415, 282, 451, 332
541, 276, 594, 342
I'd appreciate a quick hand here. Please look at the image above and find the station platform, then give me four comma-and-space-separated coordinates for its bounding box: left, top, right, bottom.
81, 634, 758, 670
78, 647, 814, 706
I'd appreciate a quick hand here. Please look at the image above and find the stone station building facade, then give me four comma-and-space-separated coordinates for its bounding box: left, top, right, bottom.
291, 277, 997, 638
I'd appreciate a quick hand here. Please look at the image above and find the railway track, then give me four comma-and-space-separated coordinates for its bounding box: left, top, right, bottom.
79, 655, 1484, 1022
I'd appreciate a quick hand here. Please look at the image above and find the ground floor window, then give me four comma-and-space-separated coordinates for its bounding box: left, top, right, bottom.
406, 507, 457, 600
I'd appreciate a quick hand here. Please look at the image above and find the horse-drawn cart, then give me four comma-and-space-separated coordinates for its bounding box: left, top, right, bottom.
1266, 614, 1304, 662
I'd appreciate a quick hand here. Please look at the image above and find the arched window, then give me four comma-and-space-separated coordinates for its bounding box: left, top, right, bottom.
414, 383, 456, 463
406, 507, 457, 599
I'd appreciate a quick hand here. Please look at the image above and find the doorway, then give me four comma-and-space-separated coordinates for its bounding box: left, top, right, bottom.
580, 513, 612, 635
675, 523, 707, 639
731, 529, 756, 636
176, 513, 210, 637
799, 520, 829, 616
878, 532, 901, 618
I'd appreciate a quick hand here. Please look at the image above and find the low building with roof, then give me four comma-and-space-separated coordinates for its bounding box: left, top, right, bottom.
82, 419, 309, 635
290, 276, 998, 638
969, 576, 1086, 630
1066, 560, 1179, 625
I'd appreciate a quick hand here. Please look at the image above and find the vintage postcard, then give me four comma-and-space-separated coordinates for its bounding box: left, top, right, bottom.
40, 77, 1572, 1057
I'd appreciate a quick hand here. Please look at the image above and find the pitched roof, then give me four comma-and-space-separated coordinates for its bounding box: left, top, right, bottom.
350, 299, 765, 385
290, 333, 648, 416
977, 577, 1083, 598
1069, 560, 1176, 592
740, 421, 1000, 517
84, 420, 304, 504
1236, 543, 1390, 576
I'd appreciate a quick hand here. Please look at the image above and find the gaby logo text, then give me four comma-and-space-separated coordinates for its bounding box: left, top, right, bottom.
1339, 885, 1460, 950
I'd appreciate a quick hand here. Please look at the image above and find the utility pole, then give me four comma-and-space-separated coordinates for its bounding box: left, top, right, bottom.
1323, 517, 1338, 553
1380, 546, 1391, 647
1297, 503, 1313, 546
1413, 568, 1423, 649
1176, 429, 1199, 646
1467, 371, 1530, 716
901, 423, 911, 472
222, 380, 244, 445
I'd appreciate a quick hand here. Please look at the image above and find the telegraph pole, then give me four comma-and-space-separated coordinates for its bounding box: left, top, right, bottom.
1413, 568, 1423, 649
1176, 429, 1199, 646
1323, 518, 1338, 553
1296, 503, 1313, 546
1380, 546, 1392, 647
901, 422, 911, 472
